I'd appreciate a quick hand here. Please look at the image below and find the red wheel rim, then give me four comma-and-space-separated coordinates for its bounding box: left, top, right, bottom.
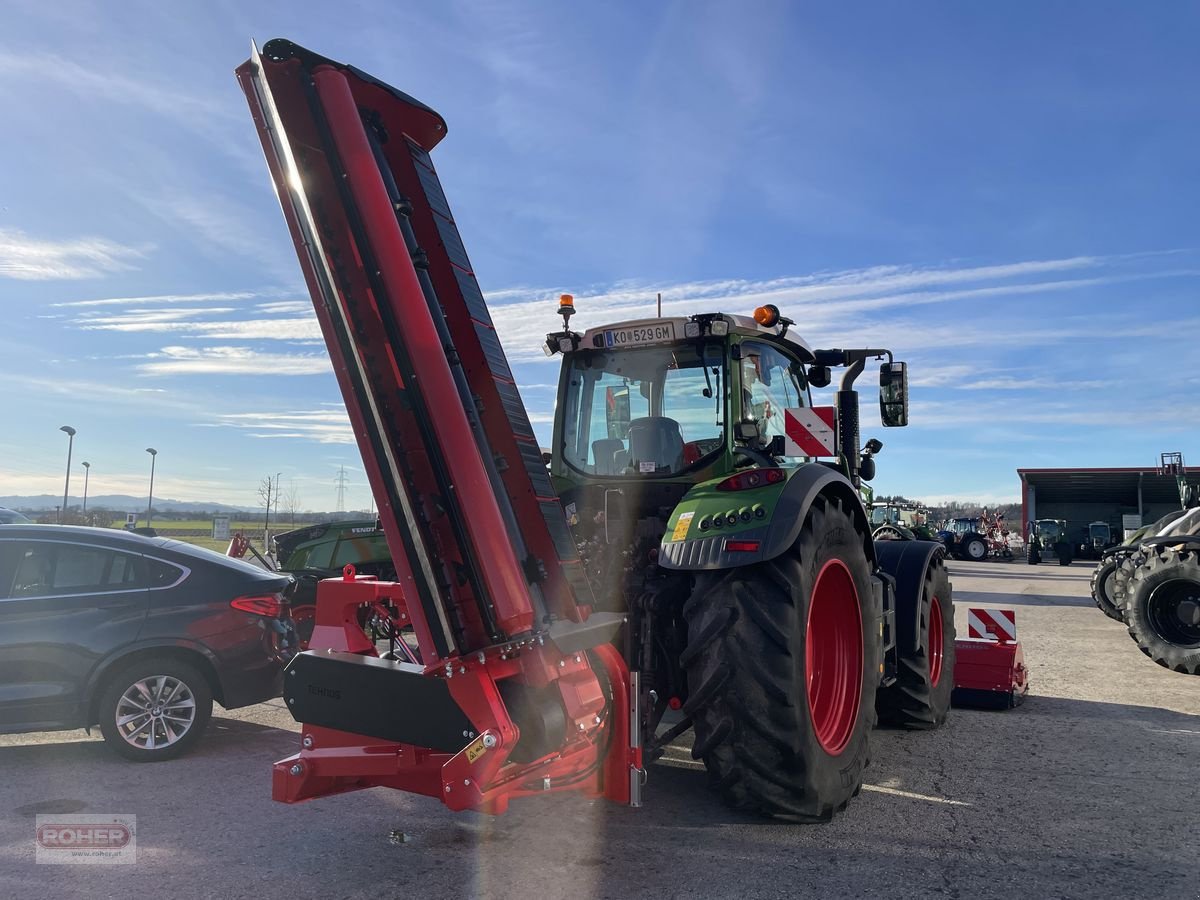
928, 595, 944, 687
292, 605, 316, 651
805, 559, 863, 756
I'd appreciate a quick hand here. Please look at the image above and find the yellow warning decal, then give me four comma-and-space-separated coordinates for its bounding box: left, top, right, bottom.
672, 511, 696, 542
465, 735, 487, 763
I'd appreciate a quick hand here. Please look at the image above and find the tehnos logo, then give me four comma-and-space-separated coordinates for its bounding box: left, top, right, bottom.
36, 824, 132, 850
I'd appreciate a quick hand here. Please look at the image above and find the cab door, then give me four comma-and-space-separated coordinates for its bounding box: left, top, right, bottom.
0, 538, 150, 730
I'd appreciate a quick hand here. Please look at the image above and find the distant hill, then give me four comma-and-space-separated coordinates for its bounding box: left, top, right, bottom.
0, 494, 258, 514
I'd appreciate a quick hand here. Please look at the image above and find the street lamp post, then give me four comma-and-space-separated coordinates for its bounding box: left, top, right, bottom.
59, 426, 76, 524
145, 448, 158, 528
81, 461, 91, 520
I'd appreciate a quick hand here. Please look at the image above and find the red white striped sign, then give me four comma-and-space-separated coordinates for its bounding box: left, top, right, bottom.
784, 406, 837, 457
967, 608, 1017, 642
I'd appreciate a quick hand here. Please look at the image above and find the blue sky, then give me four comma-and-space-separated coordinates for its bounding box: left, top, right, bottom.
1, 1, 1197, 511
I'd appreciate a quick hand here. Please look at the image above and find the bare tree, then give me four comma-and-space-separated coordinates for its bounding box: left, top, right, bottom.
282, 482, 302, 527
258, 475, 274, 545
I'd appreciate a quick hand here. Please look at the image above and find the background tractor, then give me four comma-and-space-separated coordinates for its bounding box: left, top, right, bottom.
938, 517, 990, 561
241, 38, 956, 823
1027, 518, 1071, 565
870, 502, 938, 542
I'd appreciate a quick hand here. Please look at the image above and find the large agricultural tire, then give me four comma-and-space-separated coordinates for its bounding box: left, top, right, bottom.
1112, 551, 1147, 614
682, 492, 877, 822
1125, 549, 1200, 675
962, 534, 988, 562
876, 556, 955, 729
1090, 558, 1124, 622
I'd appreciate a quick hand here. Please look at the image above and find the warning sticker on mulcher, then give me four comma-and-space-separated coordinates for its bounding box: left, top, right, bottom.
465, 736, 488, 763
672, 511, 695, 542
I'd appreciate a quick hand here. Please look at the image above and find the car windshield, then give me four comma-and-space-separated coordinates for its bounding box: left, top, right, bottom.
561, 342, 724, 476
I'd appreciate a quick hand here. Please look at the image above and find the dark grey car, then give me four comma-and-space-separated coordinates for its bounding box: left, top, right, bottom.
0, 526, 294, 760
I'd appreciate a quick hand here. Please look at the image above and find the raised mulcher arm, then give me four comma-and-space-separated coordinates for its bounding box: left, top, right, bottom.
237, 38, 634, 812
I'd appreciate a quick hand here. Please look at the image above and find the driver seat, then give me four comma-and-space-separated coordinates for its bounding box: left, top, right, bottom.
626, 416, 685, 473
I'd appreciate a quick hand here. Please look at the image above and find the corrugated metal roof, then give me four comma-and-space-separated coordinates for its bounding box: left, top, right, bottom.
1017, 467, 1200, 504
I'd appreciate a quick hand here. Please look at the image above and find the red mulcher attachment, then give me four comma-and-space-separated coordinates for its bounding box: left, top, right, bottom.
952, 608, 1029, 709
236, 40, 636, 813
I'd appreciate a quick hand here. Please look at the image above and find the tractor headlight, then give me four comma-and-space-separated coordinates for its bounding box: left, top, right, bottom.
710, 319, 729, 336
683, 322, 701, 338
558, 336, 574, 353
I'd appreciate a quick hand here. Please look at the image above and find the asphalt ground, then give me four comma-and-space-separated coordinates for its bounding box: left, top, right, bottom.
1, 558, 1197, 899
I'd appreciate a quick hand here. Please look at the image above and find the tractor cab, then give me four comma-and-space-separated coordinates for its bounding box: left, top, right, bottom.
549, 307, 814, 486
543, 298, 909, 608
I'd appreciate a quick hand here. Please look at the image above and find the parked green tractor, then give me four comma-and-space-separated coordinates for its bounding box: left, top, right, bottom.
871, 502, 938, 542
544, 300, 955, 816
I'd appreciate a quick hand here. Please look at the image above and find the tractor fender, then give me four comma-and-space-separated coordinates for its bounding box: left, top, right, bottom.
658, 463, 874, 571
873, 539, 946, 653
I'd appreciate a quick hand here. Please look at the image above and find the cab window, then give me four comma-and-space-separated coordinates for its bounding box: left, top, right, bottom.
739, 342, 807, 440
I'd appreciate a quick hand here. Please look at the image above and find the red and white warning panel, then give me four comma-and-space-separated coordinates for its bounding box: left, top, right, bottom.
967, 607, 1017, 642
784, 406, 837, 457
952, 607, 1029, 710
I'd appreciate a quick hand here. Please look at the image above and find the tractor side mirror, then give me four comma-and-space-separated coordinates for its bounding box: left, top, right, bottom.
879, 362, 908, 427
808, 365, 832, 388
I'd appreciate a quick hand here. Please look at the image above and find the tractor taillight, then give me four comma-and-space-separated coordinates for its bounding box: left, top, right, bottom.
231, 593, 285, 617
715, 468, 786, 492
725, 540, 761, 553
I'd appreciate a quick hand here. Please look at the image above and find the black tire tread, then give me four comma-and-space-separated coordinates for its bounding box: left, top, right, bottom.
1125, 548, 1200, 675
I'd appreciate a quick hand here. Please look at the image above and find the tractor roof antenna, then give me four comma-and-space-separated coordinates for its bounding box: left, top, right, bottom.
657, 292, 662, 317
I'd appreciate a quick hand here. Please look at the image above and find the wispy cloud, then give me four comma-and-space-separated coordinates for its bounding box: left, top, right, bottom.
0, 50, 236, 133
213, 410, 353, 444
0, 227, 145, 280
137, 346, 332, 376
53, 290, 268, 308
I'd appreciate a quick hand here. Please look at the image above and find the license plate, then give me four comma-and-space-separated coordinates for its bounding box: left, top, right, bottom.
604, 323, 677, 348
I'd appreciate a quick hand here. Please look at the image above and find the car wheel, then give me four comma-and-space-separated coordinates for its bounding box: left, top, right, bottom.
97, 657, 214, 762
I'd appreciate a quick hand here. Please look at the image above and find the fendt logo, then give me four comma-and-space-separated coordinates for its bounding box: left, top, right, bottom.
36, 824, 132, 849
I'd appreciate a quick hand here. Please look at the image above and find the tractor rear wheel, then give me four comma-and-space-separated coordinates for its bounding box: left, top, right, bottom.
682, 492, 877, 821
1090, 558, 1124, 622
1126, 549, 1200, 675
876, 556, 954, 728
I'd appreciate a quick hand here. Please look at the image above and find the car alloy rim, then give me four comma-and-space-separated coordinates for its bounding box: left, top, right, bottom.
115, 676, 196, 750
928, 595, 944, 687
805, 559, 863, 756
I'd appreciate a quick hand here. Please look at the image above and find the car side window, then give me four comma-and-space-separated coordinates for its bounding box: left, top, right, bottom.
0, 542, 24, 599
145, 558, 184, 588
52, 545, 114, 590
10, 543, 55, 597
2, 543, 151, 598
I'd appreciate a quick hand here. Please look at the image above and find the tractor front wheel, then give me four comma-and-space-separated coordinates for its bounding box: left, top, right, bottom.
682, 493, 877, 821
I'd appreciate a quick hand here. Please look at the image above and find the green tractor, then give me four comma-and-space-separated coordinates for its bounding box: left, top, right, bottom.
544, 300, 955, 818
1027, 518, 1072, 566
870, 502, 938, 542
272, 520, 393, 648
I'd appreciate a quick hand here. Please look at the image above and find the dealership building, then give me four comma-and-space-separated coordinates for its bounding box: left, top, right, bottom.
1018, 463, 1200, 542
